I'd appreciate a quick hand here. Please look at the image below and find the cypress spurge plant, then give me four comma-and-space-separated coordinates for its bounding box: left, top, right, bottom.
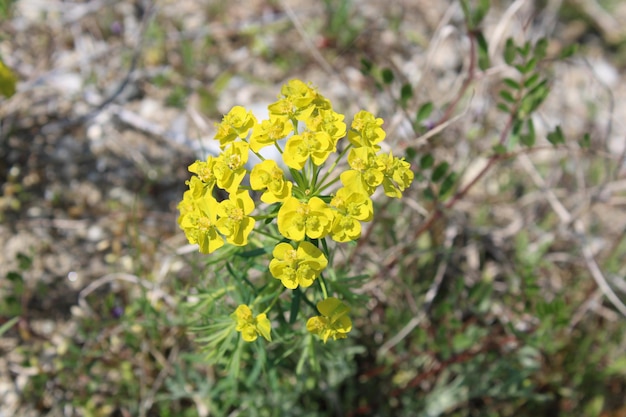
178, 79, 413, 361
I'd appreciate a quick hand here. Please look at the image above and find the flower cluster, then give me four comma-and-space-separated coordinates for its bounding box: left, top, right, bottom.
178, 80, 413, 343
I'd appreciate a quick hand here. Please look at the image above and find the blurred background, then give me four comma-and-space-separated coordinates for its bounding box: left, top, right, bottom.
1, 0, 626, 415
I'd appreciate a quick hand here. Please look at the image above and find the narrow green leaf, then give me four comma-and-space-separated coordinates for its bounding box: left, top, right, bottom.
534, 37, 548, 60
520, 118, 535, 147
476, 31, 490, 71
459, 0, 472, 27
237, 248, 268, 258
420, 153, 435, 169
559, 44, 578, 59
492, 144, 507, 155
496, 102, 510, 113
517, 41, 531, 58
499, 89, 516, 103
0, 317, 20, 337
523, 73, 540, 89
416, 102, 434, 123
579, 132, 591, 148
547, 125, 565, 146
520, 80, 549, 115
360, 58, 373, 74
423, 187, 435, 201
420, 153, 434, 169
381, 68, 394, 84
400, 83, 413, 107
473, 0, 491, 26
289, 290, 301, 324
439, 172, 458, 197
431, 161, 449, 182
405, 146, 418, 162
504, 38, 516, 65
521, 57, 537, 74
503, 77, 520, 90
6, 271, 22, 282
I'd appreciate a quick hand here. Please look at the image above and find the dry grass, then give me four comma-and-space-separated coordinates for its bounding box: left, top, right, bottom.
1, 0, 626, 415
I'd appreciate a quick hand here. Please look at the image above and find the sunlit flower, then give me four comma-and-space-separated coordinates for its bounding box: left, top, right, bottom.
213, 142, 249, 194
249, 115, 293, 153
348, 110, 386, 149
232, 304, 271, 342
283, 130, 334, 170
277, 197, 334, 241
307, 108, 346, 146
178, 195, 224, 254
216, 189, 255, 246
269, 241, 328, 289
187, 156, 217, 196
329, 188, 373, 242
306, 297, 352, 343
268, 79, 331, 121
377, 152, 415, 198
339, 147, 384, 195
249, 159, 293, 203
214, 106, 256, 148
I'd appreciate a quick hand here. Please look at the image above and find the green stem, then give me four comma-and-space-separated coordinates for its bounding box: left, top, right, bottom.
262, 290, 282, 315
251, 228, 283, 242
318, 273, 329, 299
316, 143, 352, 191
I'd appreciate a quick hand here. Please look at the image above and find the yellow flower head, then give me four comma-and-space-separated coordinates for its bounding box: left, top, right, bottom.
214, 106, 256, 148
280, 79, 318, 109
188, 156, 217, 196
269, 241, 328, 289
377, 152, 415, 198
178, 194, 224, 254
283, 130, 333, 170
277, 197, 334, 241
268, 79, 331, 121
348, 110, 386, 149
339, 147, 384, 195
216, 189, 255, 246
232, 304, 272, 342
329, 188, 373, 242
213, 142, 249, 194
249, 159, 293, 203
307, 108, 346, 146
306, 297, 352, 343
249, 115, 293, 153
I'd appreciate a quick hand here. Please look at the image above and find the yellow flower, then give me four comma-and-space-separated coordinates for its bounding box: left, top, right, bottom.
249, 160, 293, 203
377, 152, 415, 198
307, 108, 346, 146
232, 305, 271, 342
249, 115, 293, 153
268, 79, 330, 121
269, 241, 328, 289
216, 189, 255, 246
277, 197, 334, 241
348, 110, 386, 149
213, 142, 249, 194
306, 297, 352, 343
214, 106, 256, 148
178, 194, 224, 254
187, 156, 217, 196
339, 147, 384, 195
329, 188, 373, 242
280, 79, 318, 109
283, 130, 333, 170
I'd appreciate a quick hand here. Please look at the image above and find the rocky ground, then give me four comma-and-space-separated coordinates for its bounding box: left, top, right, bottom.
1, 0, 626, 415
